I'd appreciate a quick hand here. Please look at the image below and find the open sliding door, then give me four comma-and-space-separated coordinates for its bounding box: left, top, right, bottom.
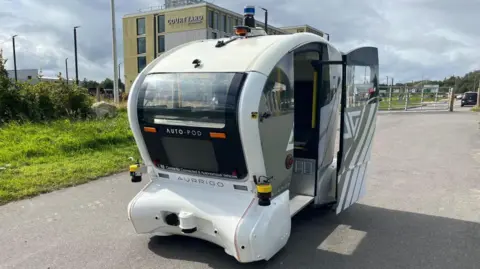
335, 47, 379, 214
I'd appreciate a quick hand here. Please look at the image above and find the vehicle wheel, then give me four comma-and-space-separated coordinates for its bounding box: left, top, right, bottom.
461, 104, 464, 107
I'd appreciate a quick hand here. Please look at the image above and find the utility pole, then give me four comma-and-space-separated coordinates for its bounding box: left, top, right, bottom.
110, 0, 119, 104
12, 35, 18, 82
65, 58, 69, 84
74, 26, 80, 85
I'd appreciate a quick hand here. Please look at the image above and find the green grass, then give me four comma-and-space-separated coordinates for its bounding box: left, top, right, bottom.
472, 106, 480, 112
0, 110, 140, 205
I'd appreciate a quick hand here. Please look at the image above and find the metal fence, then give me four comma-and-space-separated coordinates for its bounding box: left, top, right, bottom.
378, 86, 453, 111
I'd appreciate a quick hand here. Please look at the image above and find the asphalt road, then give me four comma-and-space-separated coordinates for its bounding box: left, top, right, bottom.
1, 108, 480, 269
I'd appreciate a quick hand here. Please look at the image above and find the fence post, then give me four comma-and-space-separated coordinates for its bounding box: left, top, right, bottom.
96, 86, 101, 102
420, 87, 424, 110
404, 85, 409, 111
449, 88, 455, 112
388, 85, 392, 111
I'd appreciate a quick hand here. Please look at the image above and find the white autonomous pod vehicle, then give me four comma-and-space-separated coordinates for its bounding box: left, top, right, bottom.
127, 5, 380, 264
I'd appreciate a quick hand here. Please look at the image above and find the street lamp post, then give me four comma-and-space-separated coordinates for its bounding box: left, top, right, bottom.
258, 7, 268, 34
73, 26, 80, 85
65, 58, 69, 84
110, 0, 119, 103
12, 35, 18, 82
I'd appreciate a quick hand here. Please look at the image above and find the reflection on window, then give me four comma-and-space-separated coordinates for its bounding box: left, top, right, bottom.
158, 35, 165, 53
137, 56, 146, 73
346, 65, 378, 107
137, 37, 146, 54
208, 10, 214, 28
213, 12, 218, 30
216, 13, 221, 30
262, 53, 295, 116
138, 73, 241, 127
157, 15, 165, 33
222, 14, 227, 32
136, 18, 146, 35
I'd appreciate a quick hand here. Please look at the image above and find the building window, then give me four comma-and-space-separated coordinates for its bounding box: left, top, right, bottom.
226, 17, 231, 33
157, 15, 165, 33
222, 14, 226, 32
208, 10, 214, 28
137, 18, 146, 35
137, 56, 146, 73
213, 12, 218, 30
137, 37, 146, 54
158, 35, 165, 53
27, 75, 32, 79
211, 32, 217, 39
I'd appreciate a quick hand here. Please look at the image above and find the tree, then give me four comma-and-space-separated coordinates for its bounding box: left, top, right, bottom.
100, 78, 114, 89
81, 78, 100, 89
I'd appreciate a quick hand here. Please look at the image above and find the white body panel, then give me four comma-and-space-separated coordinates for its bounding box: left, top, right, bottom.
128, 174, 291, 262
148, 33, 327, 75
126, 31, 378, 263
128, 69, 292, 262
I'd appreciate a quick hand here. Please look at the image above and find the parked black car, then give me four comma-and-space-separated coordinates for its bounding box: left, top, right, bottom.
461, 92, 478, 107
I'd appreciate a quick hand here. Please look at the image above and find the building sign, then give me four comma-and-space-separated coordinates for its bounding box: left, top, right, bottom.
168, 15, 204, 25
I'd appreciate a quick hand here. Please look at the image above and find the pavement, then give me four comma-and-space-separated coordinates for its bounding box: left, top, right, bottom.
1, 107, 480, 269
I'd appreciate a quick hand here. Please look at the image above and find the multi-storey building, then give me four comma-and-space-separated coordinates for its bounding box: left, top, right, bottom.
122, 0, 326, 90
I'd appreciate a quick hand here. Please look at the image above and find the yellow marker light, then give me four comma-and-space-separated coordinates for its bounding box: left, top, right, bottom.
256, 184, 272, 194
129, 164, 138, 172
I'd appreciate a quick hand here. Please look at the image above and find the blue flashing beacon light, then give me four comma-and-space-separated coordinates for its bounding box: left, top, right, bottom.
244, 5, 255, 15
243, 5, 256, 28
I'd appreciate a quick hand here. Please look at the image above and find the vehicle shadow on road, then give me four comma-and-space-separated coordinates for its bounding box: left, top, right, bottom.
147, 204, 480, 269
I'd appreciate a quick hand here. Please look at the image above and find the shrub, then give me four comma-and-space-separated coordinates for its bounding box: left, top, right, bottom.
0, 80, 94, 124
0, 50, 93, 123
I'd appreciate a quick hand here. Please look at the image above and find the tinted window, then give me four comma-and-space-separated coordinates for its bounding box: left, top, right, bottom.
157, 35, 165, 53
222, 15, 227, 32
136, 18, 145, 35
464, 92, 477, 99
157, 15, 165, 33
138, 72, 243, 128
137, 37, 146, 54
262, 53, 295, 115
208, 10, 214, 28
137, 56, 146, 73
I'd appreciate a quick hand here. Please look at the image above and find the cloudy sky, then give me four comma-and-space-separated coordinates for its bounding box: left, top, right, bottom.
0, 0, 478, 84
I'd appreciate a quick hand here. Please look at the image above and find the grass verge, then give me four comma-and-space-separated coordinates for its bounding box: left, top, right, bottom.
0, 110, 139, 205
471, 106, 480, 112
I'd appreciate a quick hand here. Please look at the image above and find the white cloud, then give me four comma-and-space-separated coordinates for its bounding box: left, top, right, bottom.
0, 0, 478, 83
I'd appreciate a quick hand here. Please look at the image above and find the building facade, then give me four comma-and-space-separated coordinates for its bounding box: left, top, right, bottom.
122, 1, 326, 91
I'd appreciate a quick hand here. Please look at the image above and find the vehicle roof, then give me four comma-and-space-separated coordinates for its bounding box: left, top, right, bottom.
147, 33, 339, 76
